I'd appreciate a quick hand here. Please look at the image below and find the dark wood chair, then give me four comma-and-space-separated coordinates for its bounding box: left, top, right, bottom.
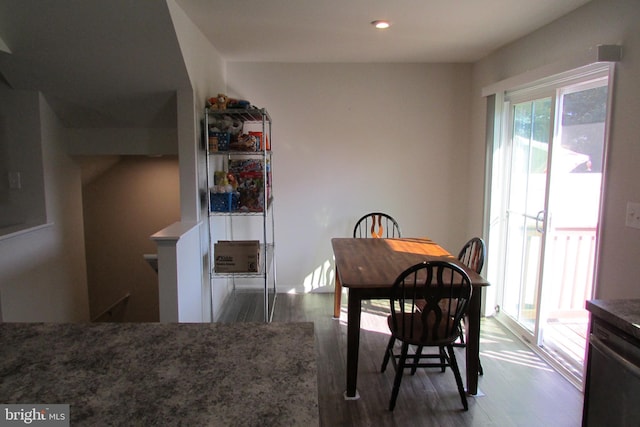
353, 212, 401, 238
413, 237, 486, 375
454, 237, 486, 374
458, 237, 485, 276
381, 260, 472, 411
333, 213, 402, 318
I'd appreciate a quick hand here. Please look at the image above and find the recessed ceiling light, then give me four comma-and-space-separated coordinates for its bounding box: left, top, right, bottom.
371, 20, 391, 29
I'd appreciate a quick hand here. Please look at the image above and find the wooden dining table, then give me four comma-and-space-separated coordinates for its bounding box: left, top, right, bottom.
331, 237, 490, 398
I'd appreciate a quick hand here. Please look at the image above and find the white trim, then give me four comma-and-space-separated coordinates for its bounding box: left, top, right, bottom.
484, 57, 617, 386
505, 64, 610, 103
481, 45, 621, 97
592, 64, 617, 300
0, 222, 54, 241
150, 220, 199, 241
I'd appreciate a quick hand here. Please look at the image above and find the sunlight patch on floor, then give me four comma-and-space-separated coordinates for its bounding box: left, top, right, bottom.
337, 300, 392, 334
480, 349, 555, 371
480, 333, 516, 344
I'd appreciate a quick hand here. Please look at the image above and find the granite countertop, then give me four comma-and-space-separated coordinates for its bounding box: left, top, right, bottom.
0, 322, 319, 426
586, 299, 640, 340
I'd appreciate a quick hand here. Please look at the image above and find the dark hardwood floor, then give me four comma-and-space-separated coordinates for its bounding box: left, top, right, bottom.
218, 291, 584, 426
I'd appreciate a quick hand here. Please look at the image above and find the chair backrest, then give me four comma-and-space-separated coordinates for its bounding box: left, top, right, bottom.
353, 212, 401, 238
457, 237, 486, 274
389, 261, 472, 345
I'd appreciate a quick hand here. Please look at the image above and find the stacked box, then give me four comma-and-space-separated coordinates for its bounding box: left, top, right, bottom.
208, 131, 230, 152
214, 240, 260, 273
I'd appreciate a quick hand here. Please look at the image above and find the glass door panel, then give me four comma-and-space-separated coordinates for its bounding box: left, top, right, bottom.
538, 80, 608, 378
502, 98, 551, 335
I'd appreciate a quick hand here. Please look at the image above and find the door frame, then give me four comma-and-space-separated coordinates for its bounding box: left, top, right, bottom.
502, 93, 555, 345
483, 62, 617, 389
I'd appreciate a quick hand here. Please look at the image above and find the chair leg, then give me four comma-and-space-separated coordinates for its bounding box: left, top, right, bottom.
446, 345, 468, 411
381, 336, 395, 372
389, 342, 409, 411
457, 322, 465, 344
439, 346, 447, 372
411, 345, 423, 375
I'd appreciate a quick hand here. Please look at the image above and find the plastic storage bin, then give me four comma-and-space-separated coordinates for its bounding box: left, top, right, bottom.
210, 192, 238, 212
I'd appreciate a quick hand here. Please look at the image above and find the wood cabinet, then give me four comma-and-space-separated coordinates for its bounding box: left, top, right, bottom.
583, 299, 640, 426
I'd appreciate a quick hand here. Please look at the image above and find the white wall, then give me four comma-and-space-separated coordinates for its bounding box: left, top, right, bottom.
83, 156, 180, 322
168, 0, 225, 222
227, 63, 472, 293
0, 1, 222, 323
471, 0, 640, 299
168, 0, 228, 320
0, 94, 89, 321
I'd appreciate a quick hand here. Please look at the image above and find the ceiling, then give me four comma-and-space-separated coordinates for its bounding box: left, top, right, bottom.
0, 0, 591, 129
177, 0, 591, 63
0, 0, 188, 128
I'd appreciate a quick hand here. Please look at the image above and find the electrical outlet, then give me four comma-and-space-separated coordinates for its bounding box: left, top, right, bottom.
626, 202, 640, 229
8, 171, 21, 190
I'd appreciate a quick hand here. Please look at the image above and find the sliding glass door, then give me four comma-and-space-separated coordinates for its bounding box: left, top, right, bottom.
488, 71, 611, 387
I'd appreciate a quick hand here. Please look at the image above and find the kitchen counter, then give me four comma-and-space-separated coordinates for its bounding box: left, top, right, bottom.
0, 322, 318, 426
586, 299, 640, 339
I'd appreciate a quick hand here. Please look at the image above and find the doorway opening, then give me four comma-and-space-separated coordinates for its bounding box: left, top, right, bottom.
486, 64, 614, 388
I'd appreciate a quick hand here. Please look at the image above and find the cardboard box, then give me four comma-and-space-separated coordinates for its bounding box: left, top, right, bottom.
242, 121, 270, 150
214, 240, 260, 273
208, 131, 230, 152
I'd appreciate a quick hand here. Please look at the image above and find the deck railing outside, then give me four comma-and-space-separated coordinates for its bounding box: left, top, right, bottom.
543, 226, 596, 319
530, 226, 597, 380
